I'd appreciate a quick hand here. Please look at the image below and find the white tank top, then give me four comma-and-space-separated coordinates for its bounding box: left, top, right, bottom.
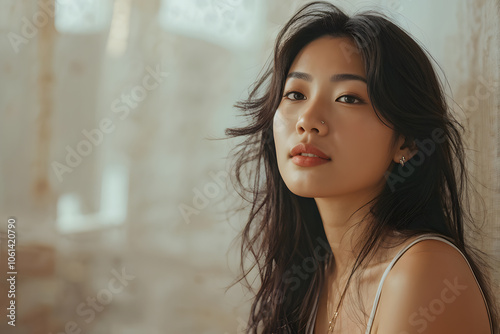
305, 233, 493, 334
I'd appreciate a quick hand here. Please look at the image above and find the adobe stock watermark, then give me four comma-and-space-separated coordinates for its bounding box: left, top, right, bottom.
384, 127, 446, 192
281, 237, 330, 291
178, 169, 229, 224
49, 266, 135, 334
7, 0, 84, 54
257, 236, 331, 317
167, 0, 244, 33
51, 63, 169, 183
460, 75, 499, 113
400, 276, 467, 334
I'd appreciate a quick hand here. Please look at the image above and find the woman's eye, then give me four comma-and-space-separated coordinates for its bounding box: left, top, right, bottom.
336, 95, 364, 104
283, 91, 306, 101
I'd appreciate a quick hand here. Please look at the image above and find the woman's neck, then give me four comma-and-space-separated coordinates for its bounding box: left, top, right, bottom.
314, 188, 381, 276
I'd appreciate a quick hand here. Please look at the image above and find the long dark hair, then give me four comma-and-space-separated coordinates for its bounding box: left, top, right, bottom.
223, 2, 498, 333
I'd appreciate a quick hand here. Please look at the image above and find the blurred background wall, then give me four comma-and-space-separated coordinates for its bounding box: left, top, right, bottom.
0, 0, 498, 333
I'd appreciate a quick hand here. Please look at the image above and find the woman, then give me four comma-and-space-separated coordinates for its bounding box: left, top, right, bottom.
224, 2, 498, 333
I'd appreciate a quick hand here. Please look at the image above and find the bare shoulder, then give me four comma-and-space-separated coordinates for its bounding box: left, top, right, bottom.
373, 238, 491, 334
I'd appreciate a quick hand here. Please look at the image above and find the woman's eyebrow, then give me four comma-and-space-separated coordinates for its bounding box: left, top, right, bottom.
286, 71, 367, 83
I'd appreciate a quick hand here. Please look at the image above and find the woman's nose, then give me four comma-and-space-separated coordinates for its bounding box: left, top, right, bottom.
295, 106, 328, 135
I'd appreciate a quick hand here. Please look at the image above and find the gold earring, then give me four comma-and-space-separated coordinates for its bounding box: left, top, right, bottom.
399, 156, 406, 167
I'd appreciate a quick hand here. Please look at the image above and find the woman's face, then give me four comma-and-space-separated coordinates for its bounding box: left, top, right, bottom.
273, 36, 400, 198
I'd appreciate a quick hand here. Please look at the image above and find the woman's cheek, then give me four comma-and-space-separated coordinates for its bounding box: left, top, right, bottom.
273, 108, 288, 134
273, 109, 287, 156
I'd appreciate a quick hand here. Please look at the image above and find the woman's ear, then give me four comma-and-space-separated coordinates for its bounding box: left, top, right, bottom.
393, 135, 417, 164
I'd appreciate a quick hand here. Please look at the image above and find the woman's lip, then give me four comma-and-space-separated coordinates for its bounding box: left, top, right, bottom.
290, 143, 330, 159
291, 155, 331, 167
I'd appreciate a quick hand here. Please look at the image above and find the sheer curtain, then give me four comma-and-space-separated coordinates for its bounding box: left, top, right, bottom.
0, 0, 498, 332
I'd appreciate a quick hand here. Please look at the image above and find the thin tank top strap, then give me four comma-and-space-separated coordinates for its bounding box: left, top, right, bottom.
364, 233, 493, 334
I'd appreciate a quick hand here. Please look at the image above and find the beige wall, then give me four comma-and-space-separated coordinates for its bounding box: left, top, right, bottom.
0, 0, 498, 333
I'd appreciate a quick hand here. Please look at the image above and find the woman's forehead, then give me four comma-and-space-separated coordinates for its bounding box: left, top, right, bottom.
288, 36, 366, 78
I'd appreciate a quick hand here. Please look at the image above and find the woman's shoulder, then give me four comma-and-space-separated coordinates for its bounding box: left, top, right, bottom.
373, 234, 491, 334
387, 234, 474, 283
